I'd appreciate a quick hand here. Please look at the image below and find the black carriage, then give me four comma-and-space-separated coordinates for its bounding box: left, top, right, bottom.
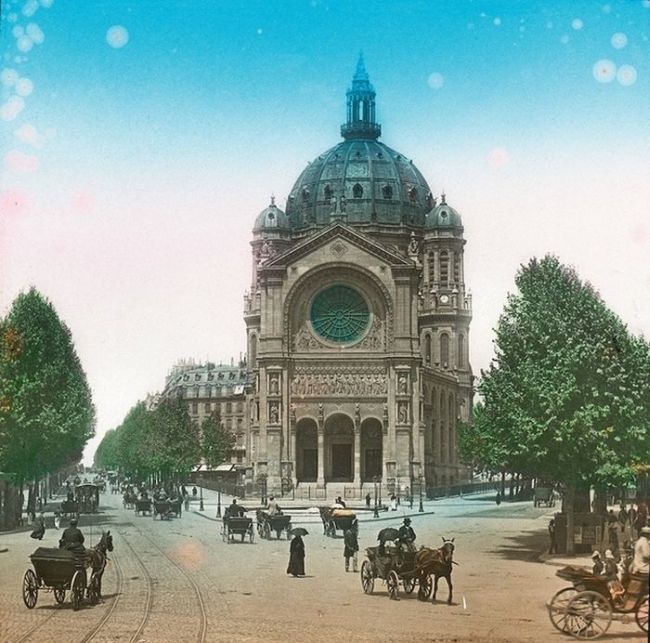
60, 500, 79, 519
360, 544, 431, 600
534, 487, 556, 507
75, 483, 99, 514
168, 497, 183, 518
256, 510, 292, 539
547, 565, 648, 638
222, 516, 254, 543
22, 547, 100, 611
153, 499, 172, 520
319, 507, 356, 537
134, 498, 152, 516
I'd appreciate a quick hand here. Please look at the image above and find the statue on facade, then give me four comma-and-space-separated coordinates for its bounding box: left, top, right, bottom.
407, 231, 419, 257
269, 403, 279, 424
269, 374, 279, 395
398, 373, 408, 395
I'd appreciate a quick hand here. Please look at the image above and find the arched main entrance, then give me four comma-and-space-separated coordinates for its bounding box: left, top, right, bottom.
360, 418, 383, 481
325, 414, 354, 482
296, 419, 318, 482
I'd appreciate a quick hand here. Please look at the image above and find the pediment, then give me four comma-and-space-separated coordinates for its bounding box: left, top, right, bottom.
261, 223, 413, 270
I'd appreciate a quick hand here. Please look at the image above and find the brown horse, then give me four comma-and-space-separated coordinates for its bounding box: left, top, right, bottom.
414, 537, 456, 604
87, 530, 113, 599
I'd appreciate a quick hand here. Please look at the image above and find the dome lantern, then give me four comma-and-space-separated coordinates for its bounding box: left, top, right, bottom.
340, 53, 381, 141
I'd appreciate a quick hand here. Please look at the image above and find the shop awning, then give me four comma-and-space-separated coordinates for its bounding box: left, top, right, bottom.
215, 464, 235, 472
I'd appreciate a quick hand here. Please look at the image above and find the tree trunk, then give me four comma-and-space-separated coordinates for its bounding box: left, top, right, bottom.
565, 485, 576, 555
500, 471, 506, 496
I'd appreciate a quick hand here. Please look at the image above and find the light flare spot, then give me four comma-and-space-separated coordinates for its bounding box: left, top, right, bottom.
26, 23, 45, 44
571, 19, 583, 30
8, 13, 18, 23
22, 0, 40, 18
488, 148, 510, 168
15, 77, 33, 96
593, 59, 616, 83
4, 149, 40, 173
12, 25, 24, 38
0, 189, 31, 217
493, 17, 501, 26
106, 25, 129, 48
1, 68, 19, 86
71, 190, 96, 212
40, 0, 55, 7
0, 95, 25, 121
611, 32, 627, 49
616, 64, 637, 86
602, 4, 611, 14
15, 123, 44, 147
169, 541, 206, 570
17, 37, 34, 53
427, 72, 444, 90
560, 35, 570, 44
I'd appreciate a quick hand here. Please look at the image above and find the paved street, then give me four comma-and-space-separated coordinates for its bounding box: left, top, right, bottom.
0, 490, 645, 642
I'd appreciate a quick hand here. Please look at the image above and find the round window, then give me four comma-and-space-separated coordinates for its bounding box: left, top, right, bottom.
310, 285, 370, 344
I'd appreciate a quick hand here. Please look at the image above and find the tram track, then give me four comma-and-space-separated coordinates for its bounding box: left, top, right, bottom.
13, 600, 63, 643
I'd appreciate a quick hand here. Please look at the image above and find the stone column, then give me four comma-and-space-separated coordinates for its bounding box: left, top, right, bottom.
354, 418, 361, 484
317, 414, 325, 486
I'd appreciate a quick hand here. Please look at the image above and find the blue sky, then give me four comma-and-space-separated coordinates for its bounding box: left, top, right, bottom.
1, 0, 649, 462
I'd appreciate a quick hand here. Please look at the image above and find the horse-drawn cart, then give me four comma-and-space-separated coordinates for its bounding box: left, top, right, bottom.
319, 507, 356, 537
134, 498, 152, 516
153, 499, 172, 520
23, 548, 100, 611
547, 565, 648, 638
534, 487, 556, 508
75, 483, 99, 514
60, 500, 79, 519
222, 516, 254, 543
256, 510, 292, 539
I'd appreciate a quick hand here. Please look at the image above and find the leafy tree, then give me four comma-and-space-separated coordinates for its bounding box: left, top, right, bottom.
94, 429, 120, 471
460, 256, 650, 552
201, 412, 235, 469
115, 402, 154, 479
0, 288, 95, 487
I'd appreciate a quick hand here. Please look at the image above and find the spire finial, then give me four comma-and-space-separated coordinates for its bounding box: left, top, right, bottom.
354, 51, 368, 82
270, 194, 275, 206
441, 191, 447, 205
341, 55, 381, 140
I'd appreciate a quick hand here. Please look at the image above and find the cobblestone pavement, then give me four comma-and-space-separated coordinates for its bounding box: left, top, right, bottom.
0, 490, 645, 642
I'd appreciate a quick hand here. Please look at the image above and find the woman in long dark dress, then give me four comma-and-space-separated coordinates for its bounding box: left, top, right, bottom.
287, 534, 305, 576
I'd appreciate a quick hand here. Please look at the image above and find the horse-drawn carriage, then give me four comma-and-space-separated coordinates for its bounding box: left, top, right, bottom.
360, 533, 456, 602
534, 486, 556, 508
547, 565, 648, 638
60, 500, 79, 519
75, 483, 99, 513
22, 532, 113, 611
256, 509, 292, 539
222, 516, 254, 543
122, 491, 137, 510
319, 507, 356, 537
134, 497, 152, 516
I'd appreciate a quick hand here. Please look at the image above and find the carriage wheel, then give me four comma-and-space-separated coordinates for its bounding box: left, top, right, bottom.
87, 574, 100, 605
71, 571, 85, 611
403, 577, 416, 594
636, 595, 649, 634
263, 523, 271, 540
22, 569, 38, 609
418, 574, 433, 601
386, 570, 399, 600
566, 591, 612, 639
361, 560, 374, 594
53, 587, 66, 604
548, 587, 579, 632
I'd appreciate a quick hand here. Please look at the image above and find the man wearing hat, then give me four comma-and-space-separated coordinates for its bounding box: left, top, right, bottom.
59, 516, 85, 554
397, 518, 417, 553
591, 551, 604, 576
632, 526, 650, 575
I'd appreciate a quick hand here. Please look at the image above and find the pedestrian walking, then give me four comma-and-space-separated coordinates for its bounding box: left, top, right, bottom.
192, 486, 198, 499
365, 493, 371, 509
548, 518, 558, 554
496, 491, 502, 506
343, 522, 359, 573
287, 534, 305, 577
390, 494, 397, 511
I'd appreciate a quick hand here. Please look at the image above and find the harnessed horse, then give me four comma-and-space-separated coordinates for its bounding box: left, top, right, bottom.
87, 530, 113, 599
414, 537, 456, 604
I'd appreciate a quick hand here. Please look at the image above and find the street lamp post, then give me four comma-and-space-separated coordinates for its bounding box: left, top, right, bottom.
419, 473, 424, 512
373, 477, 379, 518
199, 477, 204, 512
216, 489, 221, 517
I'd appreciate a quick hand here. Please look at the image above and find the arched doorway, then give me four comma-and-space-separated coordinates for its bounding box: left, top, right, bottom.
325, 414, 354, 482
360, 418, 382, 481
296, 419, 318, 482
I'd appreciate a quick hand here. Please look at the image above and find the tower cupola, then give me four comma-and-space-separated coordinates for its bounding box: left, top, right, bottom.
340, 53, 381, 140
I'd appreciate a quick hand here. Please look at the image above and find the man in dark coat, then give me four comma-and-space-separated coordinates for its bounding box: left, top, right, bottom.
287, 534, 305, 577
60, 517, 85, 553
344, 523, 359, 572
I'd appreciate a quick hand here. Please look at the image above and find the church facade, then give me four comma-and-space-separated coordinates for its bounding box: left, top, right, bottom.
244, 58, 473, 493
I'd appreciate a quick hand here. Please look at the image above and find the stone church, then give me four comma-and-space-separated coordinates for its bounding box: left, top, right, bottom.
244, 57, 473, 494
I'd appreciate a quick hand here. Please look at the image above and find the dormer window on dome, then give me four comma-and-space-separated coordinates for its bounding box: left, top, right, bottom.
353, 183, 363, 199
382, 184, 393, 199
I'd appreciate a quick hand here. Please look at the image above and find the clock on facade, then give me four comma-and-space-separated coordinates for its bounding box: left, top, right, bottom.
310, 284, 370, 343
439, 294, 449, 304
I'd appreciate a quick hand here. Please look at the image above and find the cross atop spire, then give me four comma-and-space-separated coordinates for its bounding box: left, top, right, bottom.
341, 55, 381, 140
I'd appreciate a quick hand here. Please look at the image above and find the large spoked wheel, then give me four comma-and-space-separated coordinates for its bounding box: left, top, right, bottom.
22, 569, 38, 609
71, 570, 85, 611
53, 587, 66, 604
386, 570, 399, 600
263, 523, 271, 540
361, 560, 374, 594
87, 573, 100, 605
566, 590, 612, 639
403, 577, 416, 594
548, 587, 579, 632
636, 594, 649, 634
418, 574, 433, 601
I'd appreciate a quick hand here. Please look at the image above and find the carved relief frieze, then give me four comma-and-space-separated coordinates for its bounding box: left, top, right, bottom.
290, 364, 387, 397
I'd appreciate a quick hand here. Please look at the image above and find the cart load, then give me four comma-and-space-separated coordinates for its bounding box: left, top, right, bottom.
256, 510, 292, 539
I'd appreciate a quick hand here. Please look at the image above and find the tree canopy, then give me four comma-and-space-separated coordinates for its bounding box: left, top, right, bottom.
460, 255, 650, 490
201, 412, 235, 469
0, 288, 95, 484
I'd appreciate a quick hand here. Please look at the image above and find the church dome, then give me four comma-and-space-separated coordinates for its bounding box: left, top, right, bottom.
253, 197, 289, 232
425, 195, 463, 230
285, 56, 434, 229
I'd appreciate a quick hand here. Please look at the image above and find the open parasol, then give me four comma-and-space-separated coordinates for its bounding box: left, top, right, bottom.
377, 527, 400, 542
290, 527, 309, 537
